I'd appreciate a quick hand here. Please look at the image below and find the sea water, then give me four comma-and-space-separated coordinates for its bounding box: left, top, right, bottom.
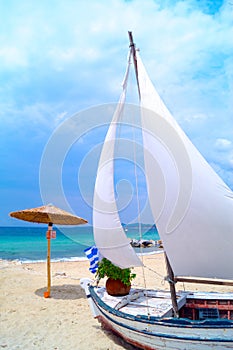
0, 224, 160, 263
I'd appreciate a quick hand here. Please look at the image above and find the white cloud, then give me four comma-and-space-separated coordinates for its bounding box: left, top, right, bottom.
215, 138, 232, 151
0, 102, 67, 134
0, 47, 28, 67
55, 111, 69, 124
184, 113, 207, 123
229, 153, 233, 167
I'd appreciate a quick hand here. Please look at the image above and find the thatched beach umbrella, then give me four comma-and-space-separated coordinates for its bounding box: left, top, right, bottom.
10, 204, 88, 297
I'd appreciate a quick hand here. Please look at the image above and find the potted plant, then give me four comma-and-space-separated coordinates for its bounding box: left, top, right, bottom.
96, 258, 136, 296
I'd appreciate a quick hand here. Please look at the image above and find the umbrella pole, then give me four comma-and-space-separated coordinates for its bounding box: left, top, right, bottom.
47, 233, 51, 295
44, 223, 52, 298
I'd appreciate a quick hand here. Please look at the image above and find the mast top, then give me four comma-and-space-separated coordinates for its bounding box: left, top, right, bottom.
128, 31, 140, 98
128, 31, 135, 47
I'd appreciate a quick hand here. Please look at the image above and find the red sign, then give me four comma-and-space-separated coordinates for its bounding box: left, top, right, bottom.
51, 230, 56, 239
46, 230, 56, 239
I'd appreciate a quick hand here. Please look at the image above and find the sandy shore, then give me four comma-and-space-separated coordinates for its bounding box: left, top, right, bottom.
1, 253, 232, 350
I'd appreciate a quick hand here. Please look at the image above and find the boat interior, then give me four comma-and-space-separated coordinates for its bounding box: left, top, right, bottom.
94, 287, 233, 321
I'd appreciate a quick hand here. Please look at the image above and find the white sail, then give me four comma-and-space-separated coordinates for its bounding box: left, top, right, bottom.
93, 54, 142, 269
137, 52, 233, 280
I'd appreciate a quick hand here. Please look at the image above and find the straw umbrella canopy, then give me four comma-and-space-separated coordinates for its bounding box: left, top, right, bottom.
10, 203, 88, 225
10, 204, 88, 297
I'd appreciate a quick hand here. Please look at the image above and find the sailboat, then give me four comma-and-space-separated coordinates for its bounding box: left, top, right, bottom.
81, 32, 233, 349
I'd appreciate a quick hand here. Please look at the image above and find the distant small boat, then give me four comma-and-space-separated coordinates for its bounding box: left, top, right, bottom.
81, 32, 233, 350
130, 238, 162, 248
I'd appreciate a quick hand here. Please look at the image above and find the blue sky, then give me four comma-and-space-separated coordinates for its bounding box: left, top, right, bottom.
1, 0, 232, 226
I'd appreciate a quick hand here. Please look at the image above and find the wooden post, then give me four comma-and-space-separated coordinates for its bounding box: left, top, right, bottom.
44, 223, 52, 298
47, 235, 51, 295
164, 252, 179, 318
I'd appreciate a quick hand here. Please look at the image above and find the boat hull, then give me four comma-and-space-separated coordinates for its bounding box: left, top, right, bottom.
89, 286, 233, 350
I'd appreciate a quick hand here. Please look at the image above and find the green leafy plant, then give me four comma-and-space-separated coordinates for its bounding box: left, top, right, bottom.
96, 258, 136, 286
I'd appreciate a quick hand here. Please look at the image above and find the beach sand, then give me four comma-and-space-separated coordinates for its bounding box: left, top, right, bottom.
1, 253, 232, 350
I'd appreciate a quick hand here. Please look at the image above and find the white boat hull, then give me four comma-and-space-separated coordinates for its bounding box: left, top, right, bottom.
84, 284, 233, 350
96, 310, 233, 350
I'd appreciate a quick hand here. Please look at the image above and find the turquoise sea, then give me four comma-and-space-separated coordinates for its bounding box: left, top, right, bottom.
0, 225, 159, 263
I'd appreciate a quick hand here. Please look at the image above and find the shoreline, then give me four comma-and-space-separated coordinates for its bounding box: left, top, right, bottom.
1, 253, 232, 350
0, 247, 164, 265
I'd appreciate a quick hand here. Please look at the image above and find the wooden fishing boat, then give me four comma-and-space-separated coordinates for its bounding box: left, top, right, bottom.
81, 32, 233, 349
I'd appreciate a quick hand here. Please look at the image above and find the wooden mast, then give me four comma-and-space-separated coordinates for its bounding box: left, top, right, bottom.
164, 253, 179, 317
128, 31, 179, 317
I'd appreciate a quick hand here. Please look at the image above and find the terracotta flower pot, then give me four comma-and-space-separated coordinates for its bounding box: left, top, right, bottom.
106, 278, 131, 296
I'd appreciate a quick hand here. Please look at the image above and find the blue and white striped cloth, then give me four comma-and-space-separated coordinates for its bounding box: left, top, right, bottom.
84, 246, 99, 274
